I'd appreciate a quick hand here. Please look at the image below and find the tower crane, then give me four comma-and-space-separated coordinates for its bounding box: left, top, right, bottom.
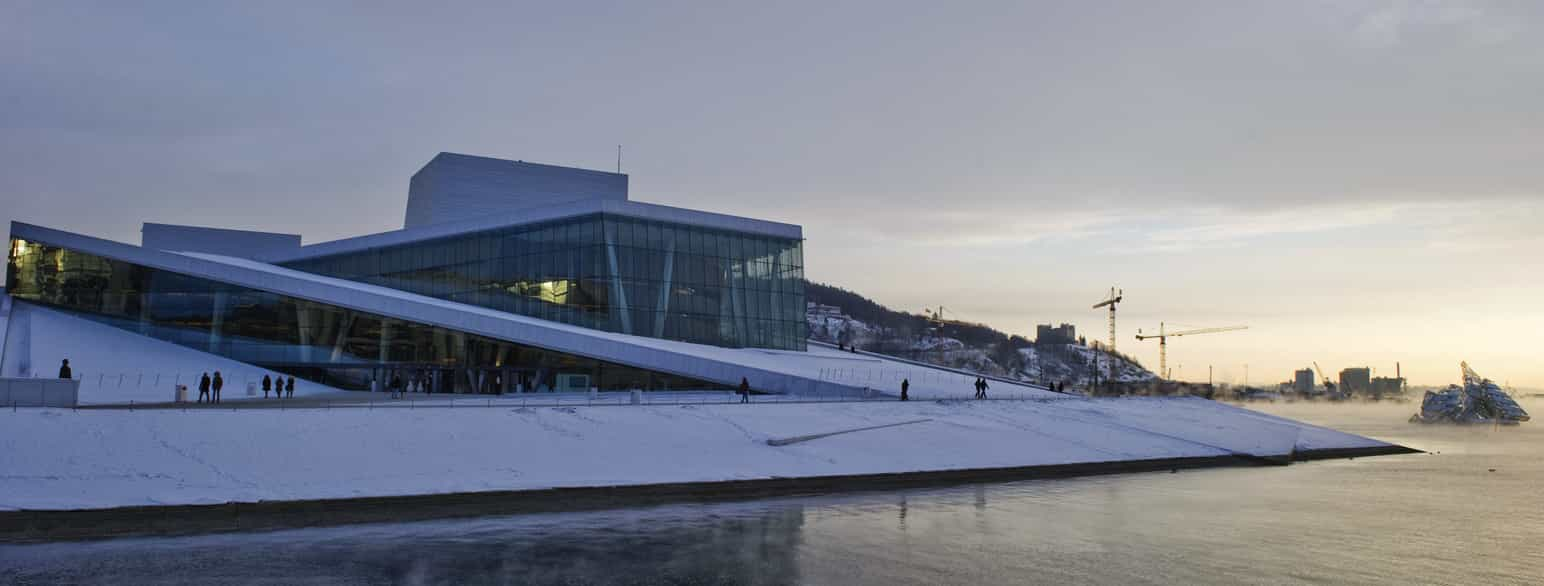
1135, 323, 1247, 380
1091, 288, 1122, 352
1091, 287, 1123, 383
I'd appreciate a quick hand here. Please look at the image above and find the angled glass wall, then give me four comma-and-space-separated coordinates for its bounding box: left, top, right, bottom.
6, 238, 718, 392
281, 214, 807, 350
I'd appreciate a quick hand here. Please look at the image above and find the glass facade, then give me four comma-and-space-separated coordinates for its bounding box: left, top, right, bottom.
6, 238, 719, 392
281, 214, 807, 350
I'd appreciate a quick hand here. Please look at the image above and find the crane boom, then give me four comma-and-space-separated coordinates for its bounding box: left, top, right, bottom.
1165, 325, 1248, 338
1133, 322, 1247, 380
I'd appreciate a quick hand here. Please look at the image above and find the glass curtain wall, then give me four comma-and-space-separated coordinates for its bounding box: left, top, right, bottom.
5, 239, 718, 392
281, 214, 807, 350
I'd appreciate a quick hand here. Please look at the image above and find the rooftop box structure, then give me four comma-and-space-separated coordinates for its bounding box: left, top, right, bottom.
405, 153, 628, 229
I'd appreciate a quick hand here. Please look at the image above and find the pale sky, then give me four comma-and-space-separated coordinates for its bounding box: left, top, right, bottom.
3, 1, 1541, 388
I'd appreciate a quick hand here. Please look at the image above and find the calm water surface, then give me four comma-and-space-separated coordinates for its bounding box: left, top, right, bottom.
2, 400, 1541, 585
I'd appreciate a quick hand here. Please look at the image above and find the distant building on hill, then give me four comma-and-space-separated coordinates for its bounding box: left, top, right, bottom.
1036, 323, 1077, 345
806, 302, 845, 321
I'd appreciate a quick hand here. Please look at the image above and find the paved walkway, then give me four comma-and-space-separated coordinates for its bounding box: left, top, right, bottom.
74, 387, 1062, 411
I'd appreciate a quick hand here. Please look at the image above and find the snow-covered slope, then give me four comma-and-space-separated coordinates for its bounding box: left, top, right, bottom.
0, 303, 344, 404
1020, 343, 1156, 386
0, 398, 1398, 511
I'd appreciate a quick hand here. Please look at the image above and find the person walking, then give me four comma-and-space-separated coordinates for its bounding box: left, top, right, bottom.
212, 371, 224, 404
979, 378, 990, 400
900, 378, 910, 402
973, 377, 983, 399
390, 373, 403, 399
262, 374, 272, 398
286, 376, 295, 398
198, 372, 211, 403
738, 377, 751, 404
275, 373, 286, 399
57, 359, 72, 379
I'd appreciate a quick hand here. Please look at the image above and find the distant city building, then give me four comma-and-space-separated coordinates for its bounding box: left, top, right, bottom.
1369, 376, 1405, 397
1293, 368, 1316, 394
1036, 323, 1077, 345
1339, 367, 1371, 395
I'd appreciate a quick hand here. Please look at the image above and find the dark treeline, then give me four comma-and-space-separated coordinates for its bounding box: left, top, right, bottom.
805, 280, 1147, 378
804, 281, 1031, 369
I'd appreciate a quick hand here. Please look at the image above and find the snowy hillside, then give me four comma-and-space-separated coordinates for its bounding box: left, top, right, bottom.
807, 297, 1156, 389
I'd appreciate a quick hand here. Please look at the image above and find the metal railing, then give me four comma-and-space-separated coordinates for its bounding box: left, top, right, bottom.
29, 386, 1068, 412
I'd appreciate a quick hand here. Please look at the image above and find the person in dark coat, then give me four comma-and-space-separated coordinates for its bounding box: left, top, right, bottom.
286, 376, 295, 398
390, 374, 403, 399
738, 377, 751, 403
978, 378, 989, 399
262, 375, 272, 398
274, 374, 285, 398
900, 378, 910, 401
198, 372, 211, 403
212, 371, 224, 403
973, 377, 983, 399
57, 359, 72, 379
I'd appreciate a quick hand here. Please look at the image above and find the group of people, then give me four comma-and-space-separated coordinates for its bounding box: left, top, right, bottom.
384, 374, 435, 399
196, 372, 294, 402
261, 373, 295, 399
196, 371, 226, 403
895, 376, 989, 401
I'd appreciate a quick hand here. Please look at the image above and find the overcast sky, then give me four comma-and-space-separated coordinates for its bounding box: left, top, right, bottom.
4, 1, 1541, 387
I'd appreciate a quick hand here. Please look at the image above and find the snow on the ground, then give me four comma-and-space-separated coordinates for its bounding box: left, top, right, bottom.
0, 303, 343, 405
0, 397, 1396, 511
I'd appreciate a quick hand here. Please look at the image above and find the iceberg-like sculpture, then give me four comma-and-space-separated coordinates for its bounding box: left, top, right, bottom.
1411, 362, 1529, 424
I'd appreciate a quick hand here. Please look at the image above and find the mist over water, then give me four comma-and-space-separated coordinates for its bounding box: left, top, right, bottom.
2, 400, 1540, 585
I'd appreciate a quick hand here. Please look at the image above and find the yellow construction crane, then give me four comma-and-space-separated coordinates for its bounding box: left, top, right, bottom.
1135, 323, 1247, 380
1091, 287, 1122, 352
1091, 287, 1123, 383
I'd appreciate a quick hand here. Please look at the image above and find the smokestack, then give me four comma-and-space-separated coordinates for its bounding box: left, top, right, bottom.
1397, 362, 1401, 379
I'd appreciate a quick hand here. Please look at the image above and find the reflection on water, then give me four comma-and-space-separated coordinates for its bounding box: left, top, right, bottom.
3, 400, 1543, 585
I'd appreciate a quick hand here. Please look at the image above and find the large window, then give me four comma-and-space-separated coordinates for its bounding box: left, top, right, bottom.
6, 239, 718, 392
281, 214, 807, 350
